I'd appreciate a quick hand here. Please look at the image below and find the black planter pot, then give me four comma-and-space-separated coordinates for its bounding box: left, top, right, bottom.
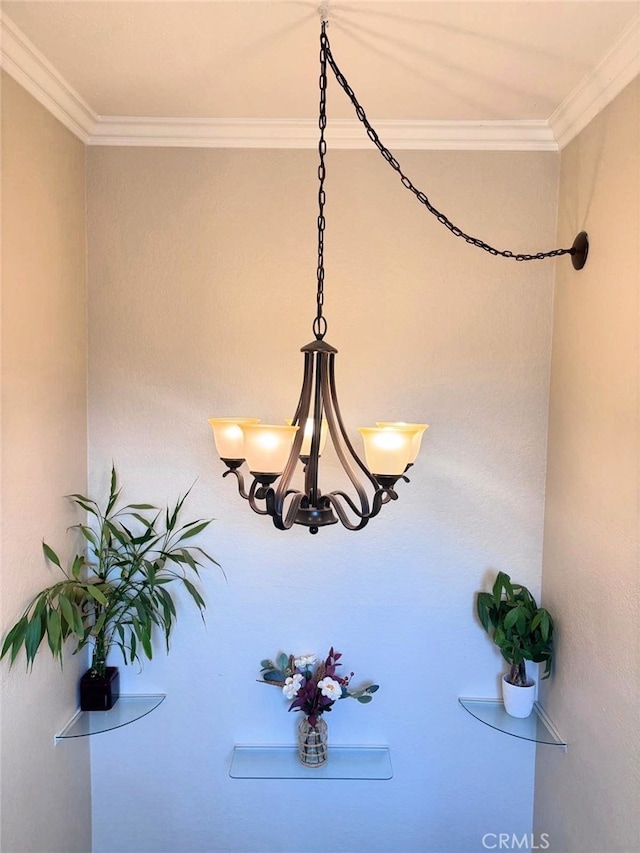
80, 666, 120, 711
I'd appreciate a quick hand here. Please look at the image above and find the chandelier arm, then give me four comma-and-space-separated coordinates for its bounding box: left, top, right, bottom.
324, 492, 370, 531
325, 484, 398, 530
289, 350, 314, 428
322, 29, 581, 265
326, 352, 380, 489
247, 478, 271, 516
320, 352, 373, 517
222, 467, 250, 500
267, 489, 305, 531
303, 349, 326, 505
272, 351, 314, 518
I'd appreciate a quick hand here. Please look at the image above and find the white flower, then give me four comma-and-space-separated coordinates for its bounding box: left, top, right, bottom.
282, 674, 303, 700
294, 654, 316, 670
318, 677, 342, 701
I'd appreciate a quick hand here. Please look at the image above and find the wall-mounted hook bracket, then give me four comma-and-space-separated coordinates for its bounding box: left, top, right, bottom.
571, 231, 589, 270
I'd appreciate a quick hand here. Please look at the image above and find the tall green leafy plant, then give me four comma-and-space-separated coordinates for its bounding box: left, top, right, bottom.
1, 468, 218, 677
476, 571, 554, 686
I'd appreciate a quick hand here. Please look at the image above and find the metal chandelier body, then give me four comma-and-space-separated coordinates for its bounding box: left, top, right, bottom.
209, 17, 588, 535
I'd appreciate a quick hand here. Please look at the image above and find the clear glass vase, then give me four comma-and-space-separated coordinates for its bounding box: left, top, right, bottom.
297, 715, 328, 767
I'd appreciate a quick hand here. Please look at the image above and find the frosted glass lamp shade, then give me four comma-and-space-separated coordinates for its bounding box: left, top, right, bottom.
286, 418, 329, 456
208, 418, 260, 460
357, 427, 413, 476
241, 424, 299, 475
376, 422, 429, 463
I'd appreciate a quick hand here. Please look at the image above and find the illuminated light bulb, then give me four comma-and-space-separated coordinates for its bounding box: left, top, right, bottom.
208, 418, 260, 460
241, 424, 299, 474
285, 418, 329, 456
376, 422, 429, 464
357, 427, 413, 476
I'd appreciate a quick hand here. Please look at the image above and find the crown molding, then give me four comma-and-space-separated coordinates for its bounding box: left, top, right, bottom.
550, 13, 640, 149
89, 116, 557, 150
0, 13, 97, 142
1, 11, 638, 151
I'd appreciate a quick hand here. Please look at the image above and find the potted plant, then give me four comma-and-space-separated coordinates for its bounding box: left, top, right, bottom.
476, 571, 554, 718
1, 467, 218, 710
259, 648, 379, 766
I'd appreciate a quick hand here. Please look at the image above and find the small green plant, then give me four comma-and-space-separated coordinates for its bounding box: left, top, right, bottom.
1, 467, 218, 677
476, 571, 554, 686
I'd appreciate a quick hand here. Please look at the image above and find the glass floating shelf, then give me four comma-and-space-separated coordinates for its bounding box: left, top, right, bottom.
56, 694, 166, 741
458, 698, 567, 751
229, 746, 393, 780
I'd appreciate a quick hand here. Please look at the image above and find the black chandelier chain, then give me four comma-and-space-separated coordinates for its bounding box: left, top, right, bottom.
321, 28, 575, 264
313, 22, 329, 341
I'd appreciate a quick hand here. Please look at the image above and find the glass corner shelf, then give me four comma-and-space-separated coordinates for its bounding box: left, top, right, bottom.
229, 745, 392, 780
55, 694, 166, 741
458, 698, 567, 751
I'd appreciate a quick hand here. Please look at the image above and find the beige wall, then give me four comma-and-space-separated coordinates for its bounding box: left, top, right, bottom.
535, 77, 640, 852
5, 55, 636, 852
1, 73, 91, 852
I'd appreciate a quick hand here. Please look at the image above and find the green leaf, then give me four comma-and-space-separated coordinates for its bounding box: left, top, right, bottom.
176, 521, 210, 541
71, 524, 99, 551
72, 603, 86, 636
277, 652, 289, 672
182, 578, 206, 611
476, 592, 493, 632
178, 549, 198, 571
140, 627, 153, 660
106, 465, 119, 514
158, 587, 176, 617
46, 609, 62, 656
539, 610, 551, 641
93, 612, 107, 636
105, 521, 131, 547
128, 513, 154, 527
263, 670, 285, 683
1, 617, 28, 662
85, 585, 108, 606
58, 595, 75, 631
357, 695, 373, 703
503, 607, 520, 630
69, 498, 98, 515
67, 493, 97, 505
42, 543, 62, 568
24, 614, 46, 665
71, 554, 84, 580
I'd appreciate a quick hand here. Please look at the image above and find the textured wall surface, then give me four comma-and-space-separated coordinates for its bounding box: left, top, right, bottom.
87, 145, 558, 853
535, 77, 640, 853
0, 73, 91, 853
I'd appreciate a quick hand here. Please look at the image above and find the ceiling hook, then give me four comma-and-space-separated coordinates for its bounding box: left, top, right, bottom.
318, 3, 329, 24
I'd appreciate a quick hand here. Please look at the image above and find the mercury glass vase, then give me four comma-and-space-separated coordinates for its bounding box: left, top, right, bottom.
297, 715, 328, 767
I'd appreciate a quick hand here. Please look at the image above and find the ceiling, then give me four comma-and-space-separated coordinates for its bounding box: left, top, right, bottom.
2, 1, 639, 148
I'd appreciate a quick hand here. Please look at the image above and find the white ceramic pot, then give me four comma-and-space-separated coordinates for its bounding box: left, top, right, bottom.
502, 675, 536, 718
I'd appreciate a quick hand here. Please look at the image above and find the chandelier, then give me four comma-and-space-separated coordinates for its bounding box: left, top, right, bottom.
209, 13, 589, 535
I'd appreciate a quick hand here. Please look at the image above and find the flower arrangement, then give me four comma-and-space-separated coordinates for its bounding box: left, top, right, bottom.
259, 647, 379, 727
